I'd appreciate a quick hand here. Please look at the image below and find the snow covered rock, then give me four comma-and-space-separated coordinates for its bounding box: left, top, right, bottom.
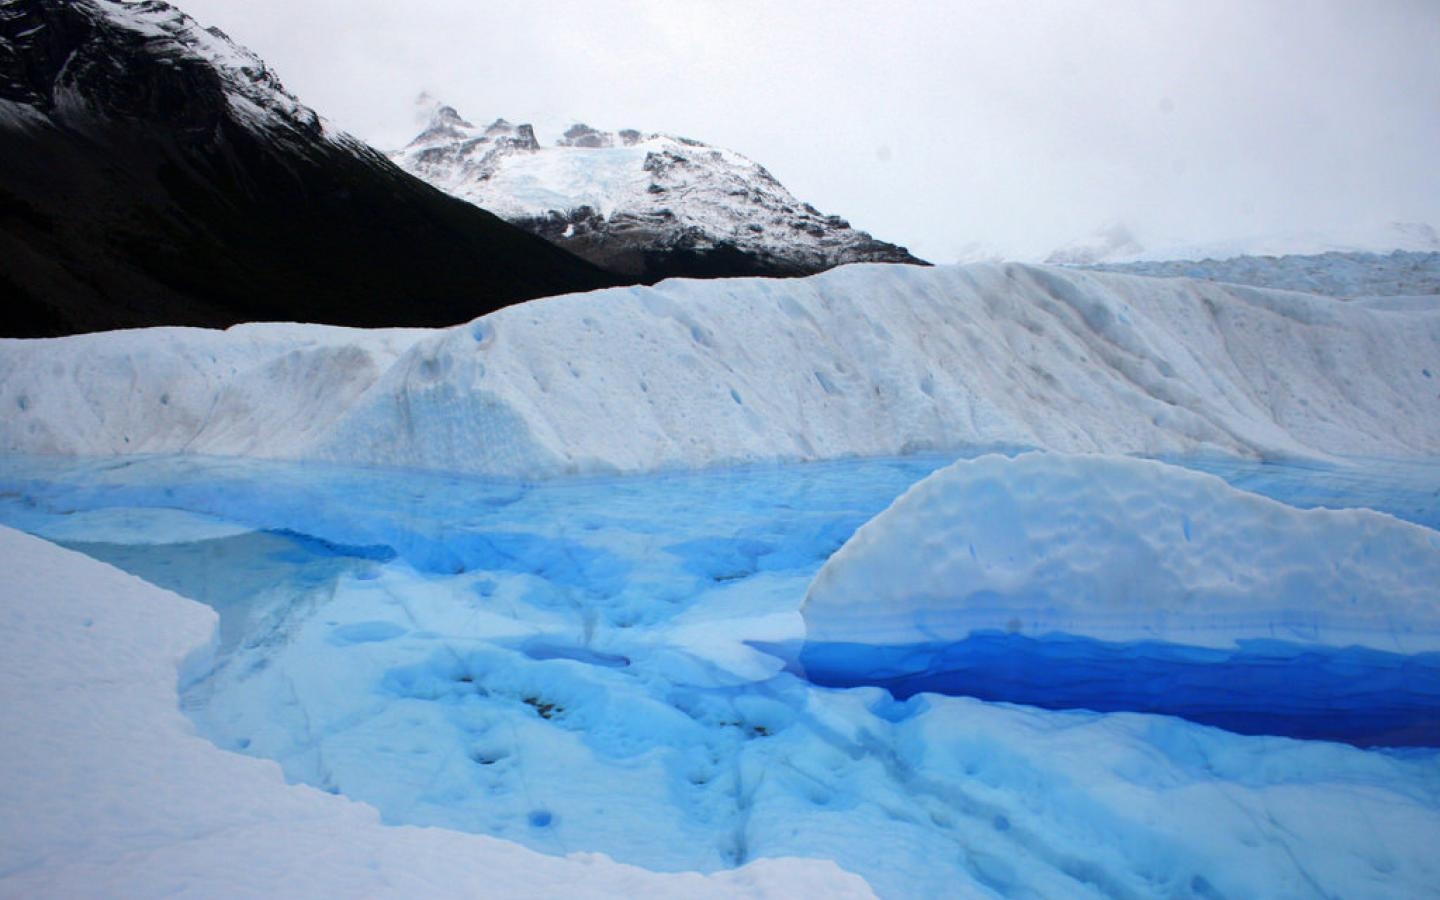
5, 262, 1440, 475
0, 524, 874, 898
0, 0, 614, 337
391, 99, 925, 280
803, 453, 1440, 655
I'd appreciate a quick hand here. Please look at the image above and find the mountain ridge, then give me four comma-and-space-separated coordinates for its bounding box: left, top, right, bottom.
0, 0, 618, 338
391, 100, 927, 281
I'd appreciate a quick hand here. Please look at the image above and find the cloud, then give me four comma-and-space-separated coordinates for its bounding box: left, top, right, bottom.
176, 0, 1440, 261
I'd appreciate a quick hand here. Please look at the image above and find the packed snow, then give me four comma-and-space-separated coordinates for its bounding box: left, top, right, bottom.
3, 453, 1439, 898
4, 262, 1439, 476
0, 522, 873, 898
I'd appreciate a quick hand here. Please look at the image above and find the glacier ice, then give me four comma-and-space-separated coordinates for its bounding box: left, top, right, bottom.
0, 524, 869, 899
799, 453, 1440, 746
4, 262, 1439, 476
3, 452, 1439, 898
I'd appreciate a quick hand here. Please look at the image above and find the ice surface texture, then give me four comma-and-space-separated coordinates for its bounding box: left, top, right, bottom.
5, 455, 1440, 898
805, 454, 1440, 652
800, 453, 1440, 745
0, 524, 872, 898
4, 262, 1439, 476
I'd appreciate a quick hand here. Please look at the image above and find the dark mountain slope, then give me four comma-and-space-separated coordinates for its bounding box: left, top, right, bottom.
0, 0, 618, 338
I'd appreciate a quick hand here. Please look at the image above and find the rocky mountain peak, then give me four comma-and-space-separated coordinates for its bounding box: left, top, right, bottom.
390, 103, 927, 281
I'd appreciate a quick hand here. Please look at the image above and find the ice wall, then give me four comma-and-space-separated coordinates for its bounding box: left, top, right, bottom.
3, 263, 1439, 476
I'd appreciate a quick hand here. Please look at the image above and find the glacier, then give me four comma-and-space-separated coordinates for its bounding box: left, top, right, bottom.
4, 262, 1439, 473
798, 453, 1440, 747
0, 522, 870, 898
3, 260, 1440, 897
2, 451, 1439, 897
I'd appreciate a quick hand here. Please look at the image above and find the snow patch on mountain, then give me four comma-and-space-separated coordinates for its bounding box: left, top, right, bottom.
390, 99, 923, 278
4, 0, 327, 140
4, 262, 1438, 477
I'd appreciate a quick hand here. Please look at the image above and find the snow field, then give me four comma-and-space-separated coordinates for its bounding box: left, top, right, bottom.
4, 262, 1439, 477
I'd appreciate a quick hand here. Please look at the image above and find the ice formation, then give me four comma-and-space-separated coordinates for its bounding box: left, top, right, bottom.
799, 453, 1440, 745
3, 262, 1439, 476
3, 454, 1439, 898
0, 523, 872, 898
805, 453, 1440, 652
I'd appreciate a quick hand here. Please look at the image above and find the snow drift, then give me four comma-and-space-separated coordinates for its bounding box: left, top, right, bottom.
3, 262, 1438, 476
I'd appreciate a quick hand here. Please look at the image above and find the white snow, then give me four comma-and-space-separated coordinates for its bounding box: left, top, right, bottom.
803, 453, 1440, 653
0, 523, 873, 899
389, 105, 907, 266
86, 0, 328, 138
3, 262, 1439, 476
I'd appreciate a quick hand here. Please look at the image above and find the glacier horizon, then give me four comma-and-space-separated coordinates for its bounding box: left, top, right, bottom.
3, 261, 1438, 478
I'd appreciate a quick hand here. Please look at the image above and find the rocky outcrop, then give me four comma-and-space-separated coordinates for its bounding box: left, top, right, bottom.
391, 101, 927, 282
0, 0, 616, 337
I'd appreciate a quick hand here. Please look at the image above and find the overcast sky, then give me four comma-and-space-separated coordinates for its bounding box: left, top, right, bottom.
177, 0, 1440, 262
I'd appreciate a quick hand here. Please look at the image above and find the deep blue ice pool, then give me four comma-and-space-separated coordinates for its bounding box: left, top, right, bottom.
2, 450, 1438, 897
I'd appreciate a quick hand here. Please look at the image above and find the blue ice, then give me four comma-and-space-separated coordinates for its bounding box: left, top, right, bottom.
2, 451, 1439, 897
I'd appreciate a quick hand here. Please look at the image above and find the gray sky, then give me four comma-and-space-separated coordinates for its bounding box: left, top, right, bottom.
177, 0, 1440, 262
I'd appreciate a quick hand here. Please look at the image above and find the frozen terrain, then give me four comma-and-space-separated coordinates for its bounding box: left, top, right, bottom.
0, 522, 870, 899
800, 453, 1440, 746
4, 262, 1439, 476
1045, 220, 1440, 266
2, 452, 1438, 898
3, 254, 1439, 896
1040, 222, 1440, 299
1084, 251, 1440, 301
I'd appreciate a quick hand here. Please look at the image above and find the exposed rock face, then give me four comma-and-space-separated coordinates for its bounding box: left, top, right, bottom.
391, 102, 928, 281
0, 0, 615, 337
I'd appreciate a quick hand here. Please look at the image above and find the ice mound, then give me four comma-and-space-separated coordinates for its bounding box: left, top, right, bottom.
5, 262, 1440, 477
799, 454, 1440, 743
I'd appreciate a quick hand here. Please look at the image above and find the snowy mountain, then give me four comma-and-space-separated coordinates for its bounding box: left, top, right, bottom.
5, 262, 1437, 474
0, 0, 615, 337
391, 101, 926, 281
